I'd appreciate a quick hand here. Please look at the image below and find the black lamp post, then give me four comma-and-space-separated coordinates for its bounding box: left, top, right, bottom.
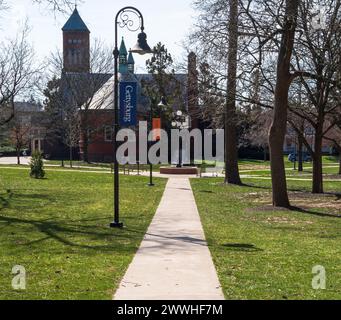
148, 100, 155, 187
171, 110, 188, 168
110, 7, 152, 228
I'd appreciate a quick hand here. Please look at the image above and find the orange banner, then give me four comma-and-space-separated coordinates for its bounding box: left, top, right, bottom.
152, 118, 161, 141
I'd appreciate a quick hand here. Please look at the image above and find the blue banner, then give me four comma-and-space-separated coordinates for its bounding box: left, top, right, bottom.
119, 82, 137, 127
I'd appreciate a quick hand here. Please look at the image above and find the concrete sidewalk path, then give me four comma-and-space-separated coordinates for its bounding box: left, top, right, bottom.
114, 178, 224, 300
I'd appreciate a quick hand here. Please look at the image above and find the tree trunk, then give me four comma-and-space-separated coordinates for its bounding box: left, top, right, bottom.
69, 146, 73, 168
312, 131, 323, 193
298, 133, 303, 172
17, 150, 20, 165
225, 0, 242, 185
82, 128, 89, 163
269, 0, 298, 208
336, 145, 341, 175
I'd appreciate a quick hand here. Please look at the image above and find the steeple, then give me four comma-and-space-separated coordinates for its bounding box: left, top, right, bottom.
62, 7, 90, 33
127, 51, 135, 73
62, 7, 90, 73
119, 38, 128, 56
119, 38, 128, 74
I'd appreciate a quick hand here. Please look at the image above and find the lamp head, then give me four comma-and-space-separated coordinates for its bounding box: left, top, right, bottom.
130, 31, 153, 55
158, 96, 168, 108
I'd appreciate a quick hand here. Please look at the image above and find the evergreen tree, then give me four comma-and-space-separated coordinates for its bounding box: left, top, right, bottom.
30, 151, 45, 179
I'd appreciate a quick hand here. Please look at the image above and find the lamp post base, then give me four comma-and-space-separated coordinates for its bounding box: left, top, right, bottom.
110, 222, 124, 228
148, 183, 155, 187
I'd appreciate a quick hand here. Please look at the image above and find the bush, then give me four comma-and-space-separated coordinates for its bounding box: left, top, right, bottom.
30, 151, 45, 179
0, 146, 16, 153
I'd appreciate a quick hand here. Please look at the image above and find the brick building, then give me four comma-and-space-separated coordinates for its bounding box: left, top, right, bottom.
59, 7, 198, 163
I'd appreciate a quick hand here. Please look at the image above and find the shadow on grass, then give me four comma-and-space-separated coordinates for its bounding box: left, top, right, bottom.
240, 183, 270, 190
222, 243, 263, 252
198, 190, 214, 194
127, 228, 207, 247
0, 214, 145, 252
289, 206, 341, 219
329, 192, 341, 201
0, 189, 13, 211
239, 159, 266, 164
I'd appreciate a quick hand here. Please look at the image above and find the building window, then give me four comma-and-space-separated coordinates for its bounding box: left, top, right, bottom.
68, 39, 82, 45
76, 49, 81, 64
104, 126, 112, 142
87, 129, 93, 143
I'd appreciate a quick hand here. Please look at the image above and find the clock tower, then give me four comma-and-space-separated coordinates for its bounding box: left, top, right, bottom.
62, 7, 90, 73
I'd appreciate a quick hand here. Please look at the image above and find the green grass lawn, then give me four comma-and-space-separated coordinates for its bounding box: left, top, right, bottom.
191, 177, 341, 300
239, 157, 340, 179
43, 161, 168, 172
241, 165, 340, 178
239, 156, 339, 170
0, 168, 166, 300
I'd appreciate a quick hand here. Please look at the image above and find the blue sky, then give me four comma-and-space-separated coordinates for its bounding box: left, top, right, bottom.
0, 0, 196, 72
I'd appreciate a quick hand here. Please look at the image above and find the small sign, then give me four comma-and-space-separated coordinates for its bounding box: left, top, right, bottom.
119, 82, 137, 127
152, 118, 161, 141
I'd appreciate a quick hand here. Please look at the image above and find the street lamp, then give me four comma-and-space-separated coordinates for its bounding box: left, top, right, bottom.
148, 96, 167, 187
171, 110, 189, 168
110, 7, 152, 228
158, 96, 167, 108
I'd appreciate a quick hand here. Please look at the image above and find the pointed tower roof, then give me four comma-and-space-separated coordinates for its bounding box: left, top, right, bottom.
119, 38, 128, 56
128, 51, 135, 64
62, 7, 90, 32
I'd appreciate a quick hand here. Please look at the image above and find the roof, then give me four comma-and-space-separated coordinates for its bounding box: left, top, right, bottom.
128, 52, 135, 65
62, 8, 90, 32
88, 73, 149, 111
119, 38, 128, 56
88, 73, 188, 112
14, 102, 43, 112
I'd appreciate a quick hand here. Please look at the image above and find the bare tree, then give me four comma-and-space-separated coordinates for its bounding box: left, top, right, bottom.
0, 24, 41, 127
63, 109, 80, 168
288, 0, 341, 193
324, 122, 341, 175
243, 109, 272, 161
239, 0, 341, 196
32, 0, 75, 12
9, 116, 31, 165
188, 0, 242, 184
237, 0, 299, 207
18, 0, 76, 13
196, 62, 225, 128
225, 0, 242, 185
266, 0, 298, 208
0, 0, 8, 12
49, 39, 114, 163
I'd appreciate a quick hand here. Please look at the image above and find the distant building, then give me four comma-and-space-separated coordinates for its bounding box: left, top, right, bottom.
284, 126, 333, 155
0, 101, 49, 155
58, 7, 199, 162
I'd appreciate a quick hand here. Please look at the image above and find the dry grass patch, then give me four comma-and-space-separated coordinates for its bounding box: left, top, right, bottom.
244, 190, 341, 216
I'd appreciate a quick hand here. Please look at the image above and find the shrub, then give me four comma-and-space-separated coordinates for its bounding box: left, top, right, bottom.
30, 151, 45, 179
